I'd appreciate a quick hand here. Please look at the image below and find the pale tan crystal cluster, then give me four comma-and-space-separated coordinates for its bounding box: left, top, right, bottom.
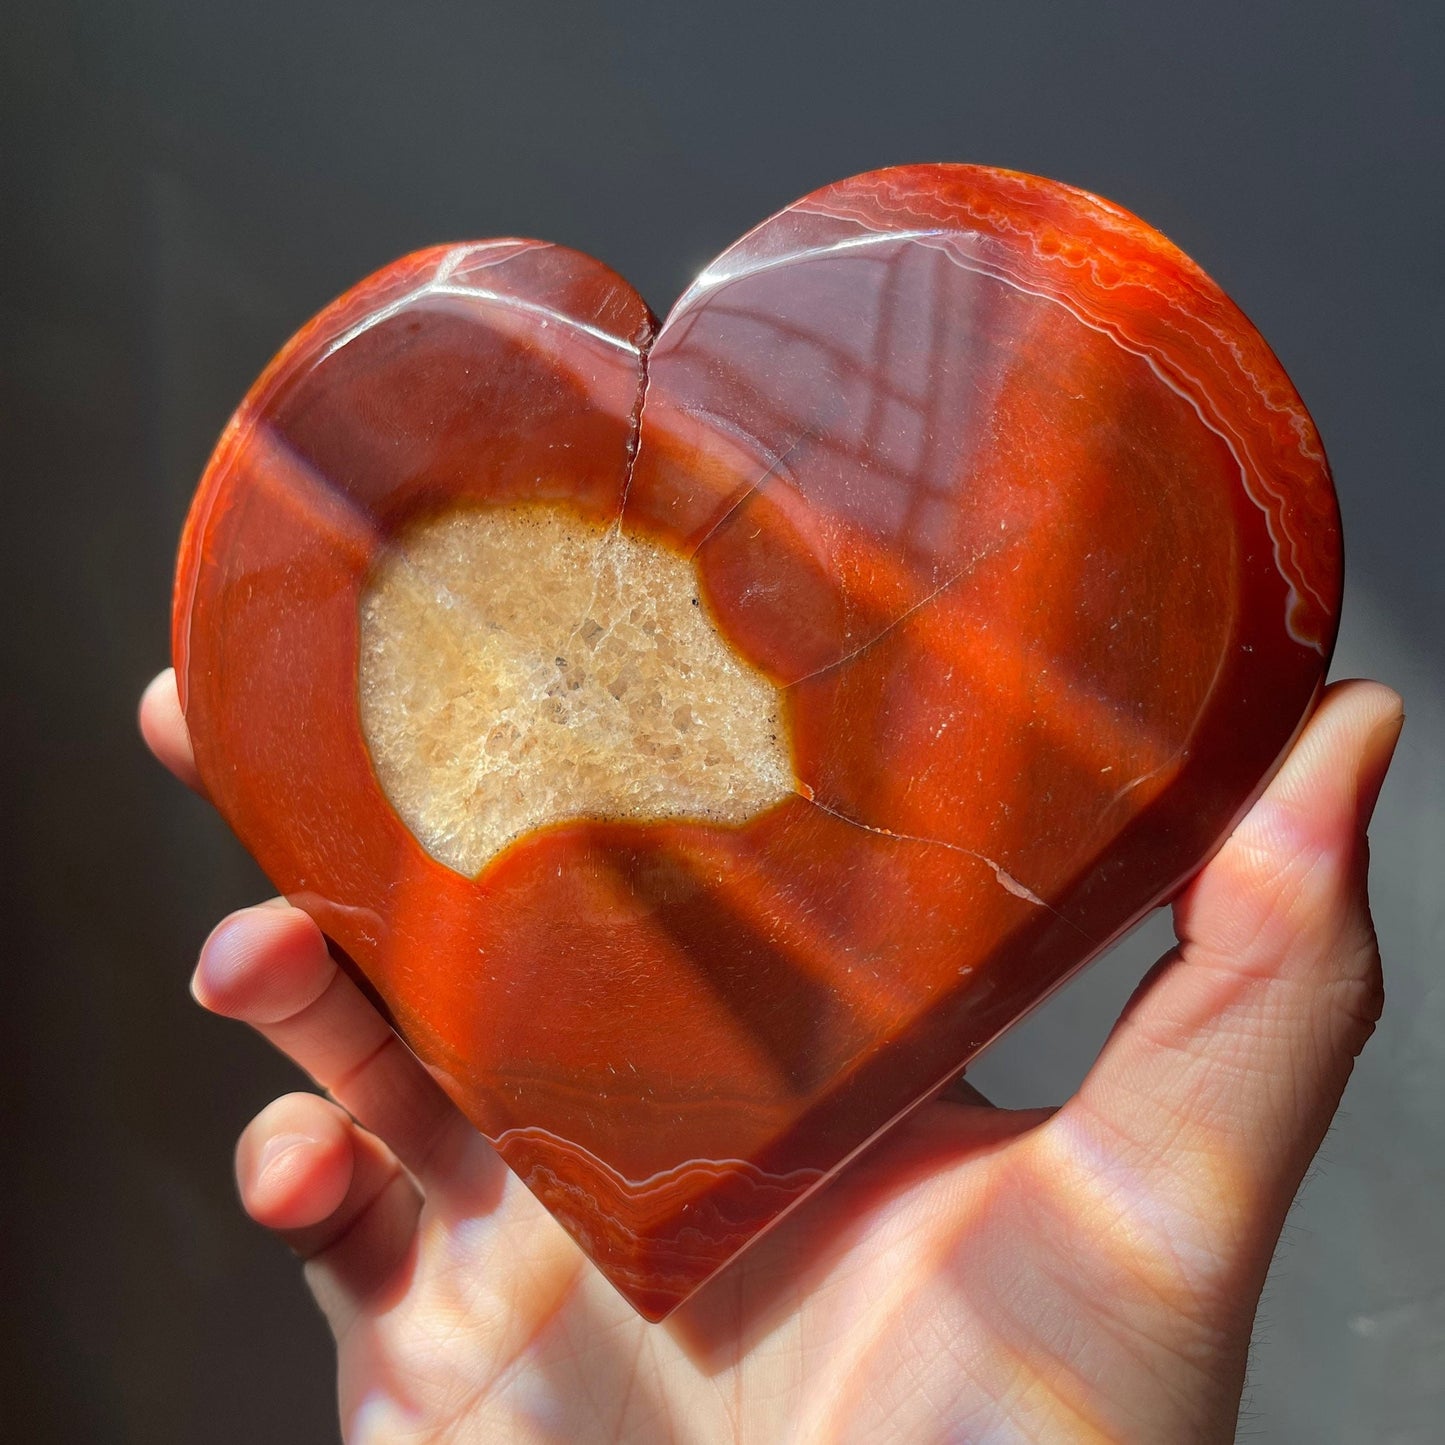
358, 504, 795, 876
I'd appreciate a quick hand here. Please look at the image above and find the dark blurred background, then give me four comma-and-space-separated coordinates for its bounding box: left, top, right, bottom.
3, 2, 1441, 1440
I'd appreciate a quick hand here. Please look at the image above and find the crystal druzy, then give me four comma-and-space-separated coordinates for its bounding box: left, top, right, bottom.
173, 165, 1341, 1319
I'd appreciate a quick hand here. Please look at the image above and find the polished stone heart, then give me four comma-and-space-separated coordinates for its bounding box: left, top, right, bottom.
173, 165, 1340, 1319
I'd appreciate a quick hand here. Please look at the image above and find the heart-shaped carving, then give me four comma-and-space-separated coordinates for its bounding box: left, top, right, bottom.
174, 165, 1340, 1320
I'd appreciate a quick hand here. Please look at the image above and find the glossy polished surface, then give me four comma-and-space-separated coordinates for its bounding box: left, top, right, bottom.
174, 166, 1341, 1319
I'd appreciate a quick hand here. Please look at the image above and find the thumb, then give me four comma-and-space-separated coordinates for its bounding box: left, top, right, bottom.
1044, 679, 1403, 1286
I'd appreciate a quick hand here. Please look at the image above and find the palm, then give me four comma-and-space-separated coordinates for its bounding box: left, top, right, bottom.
323, 1083, 1245, 1442
142, 672, 1401, 1443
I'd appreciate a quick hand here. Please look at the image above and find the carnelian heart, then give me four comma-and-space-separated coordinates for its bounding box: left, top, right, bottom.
173, 165, 1341, 1320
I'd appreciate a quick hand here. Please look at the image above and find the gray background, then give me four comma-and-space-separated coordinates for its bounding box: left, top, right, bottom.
3, 2, 1440, 1440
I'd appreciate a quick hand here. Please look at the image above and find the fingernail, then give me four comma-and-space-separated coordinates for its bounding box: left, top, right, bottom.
190, 913, 250, 1006
258, 1132, 315, 1184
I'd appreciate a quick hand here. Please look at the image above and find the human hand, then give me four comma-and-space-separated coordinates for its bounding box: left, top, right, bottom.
141, 669, 1401, 1443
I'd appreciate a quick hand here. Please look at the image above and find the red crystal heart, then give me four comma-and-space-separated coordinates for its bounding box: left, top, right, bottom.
173, 164, 1340, 1319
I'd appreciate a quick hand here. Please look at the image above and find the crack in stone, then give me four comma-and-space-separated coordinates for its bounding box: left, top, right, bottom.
785, 529, 1017, 690
686, 427, 817, 560
561, 315, 656, 655
802, 793, 1098, 944
615, 313, 656, 531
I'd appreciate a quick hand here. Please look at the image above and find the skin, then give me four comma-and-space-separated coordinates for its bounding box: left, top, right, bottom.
141, 670, 1402, 1444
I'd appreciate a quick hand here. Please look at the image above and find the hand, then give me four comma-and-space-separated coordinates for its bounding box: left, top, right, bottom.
141, 670, 1402, 1443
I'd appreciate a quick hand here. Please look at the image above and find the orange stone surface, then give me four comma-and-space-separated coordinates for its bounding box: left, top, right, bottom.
173, 165, 1342, 1319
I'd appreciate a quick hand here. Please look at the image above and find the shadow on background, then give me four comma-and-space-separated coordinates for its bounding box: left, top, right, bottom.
3, 2, 1441, 1440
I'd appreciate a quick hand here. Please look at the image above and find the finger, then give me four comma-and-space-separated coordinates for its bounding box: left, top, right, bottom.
196, 902, 473, 1184
237, 1092, 422, 1339
1042, 679, 1403, 1275
236, 1092, 359, 1234
138, 668, 206, 796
